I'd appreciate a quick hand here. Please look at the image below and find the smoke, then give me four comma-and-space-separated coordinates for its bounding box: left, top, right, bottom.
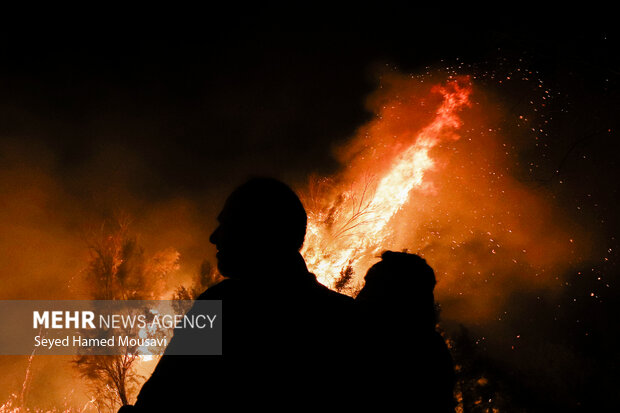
299, 71, 590, 325
0, 59, 612, 409
0, 139, 86, 300
0, 138, 219, 408
296, 68, 613, 408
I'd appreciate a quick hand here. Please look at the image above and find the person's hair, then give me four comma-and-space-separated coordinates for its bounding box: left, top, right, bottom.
358, 251, 438, 328
379, 251, 436, 291
225, 177, 307, 250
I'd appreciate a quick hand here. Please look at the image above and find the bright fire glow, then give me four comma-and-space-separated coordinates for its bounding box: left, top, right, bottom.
301, 78, 472, 290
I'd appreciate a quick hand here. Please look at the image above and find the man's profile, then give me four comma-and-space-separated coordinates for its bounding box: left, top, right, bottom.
121, 177, 356, 411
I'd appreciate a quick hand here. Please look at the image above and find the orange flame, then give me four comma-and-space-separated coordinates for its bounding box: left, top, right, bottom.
301, 77, 472, 290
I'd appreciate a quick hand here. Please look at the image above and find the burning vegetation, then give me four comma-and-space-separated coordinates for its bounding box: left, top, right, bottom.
0, 69, 598, 412
301, 77, 472, 292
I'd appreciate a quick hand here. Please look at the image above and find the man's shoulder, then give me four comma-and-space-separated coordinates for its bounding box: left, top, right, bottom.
196, 276, 354, 306
311, 280, 355, 306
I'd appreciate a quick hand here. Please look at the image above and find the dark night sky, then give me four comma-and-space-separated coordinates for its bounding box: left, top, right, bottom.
1, 10, 619, 411
1, 13, 618, 241
2, 11, 616, 203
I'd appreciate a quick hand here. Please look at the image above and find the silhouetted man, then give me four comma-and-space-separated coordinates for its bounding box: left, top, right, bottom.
356, 251, 455, 412
121, 177, 355, 411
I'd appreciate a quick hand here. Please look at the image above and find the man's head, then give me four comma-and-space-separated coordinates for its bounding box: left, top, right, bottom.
360, 251, 436, 298
356, 251, 437, 326
209, 177, 307, 278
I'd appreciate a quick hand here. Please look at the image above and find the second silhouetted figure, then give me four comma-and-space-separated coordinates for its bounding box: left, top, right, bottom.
356, 251, 456, 412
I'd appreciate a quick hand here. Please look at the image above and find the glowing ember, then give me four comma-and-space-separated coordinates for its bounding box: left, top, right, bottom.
301, 78, 472, 290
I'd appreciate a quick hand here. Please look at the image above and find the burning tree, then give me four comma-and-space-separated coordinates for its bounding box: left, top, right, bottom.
170, 260, 220, 316
172, 260, 220, 301
80, 217, 177, 301
73, 217, 179, 412
300, 78, 472, 290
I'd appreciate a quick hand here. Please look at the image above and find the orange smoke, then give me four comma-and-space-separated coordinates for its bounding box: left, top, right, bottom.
300, 72, 579, 323
0, 69, 591, 411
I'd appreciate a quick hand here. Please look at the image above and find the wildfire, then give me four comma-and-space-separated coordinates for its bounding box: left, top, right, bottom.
1, 69, 579, 412
301, 78, 472, 290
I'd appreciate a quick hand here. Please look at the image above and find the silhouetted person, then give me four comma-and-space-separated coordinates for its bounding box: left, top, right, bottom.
356, 251, 455, 412
120, 177, 356, 411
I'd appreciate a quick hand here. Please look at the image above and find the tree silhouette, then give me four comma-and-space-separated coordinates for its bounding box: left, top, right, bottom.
73, 217, 180, 412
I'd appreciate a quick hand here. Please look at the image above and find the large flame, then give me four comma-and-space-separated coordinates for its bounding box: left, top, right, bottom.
301, 78, 472, 290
